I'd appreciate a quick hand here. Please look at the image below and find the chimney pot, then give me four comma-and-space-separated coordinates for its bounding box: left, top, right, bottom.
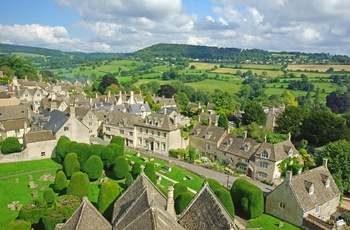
285, 170, 292, 183
322, 158, 328, 168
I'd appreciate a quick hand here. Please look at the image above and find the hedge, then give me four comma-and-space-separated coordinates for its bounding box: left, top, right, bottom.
113, 156, 129, 179
131, 162, 142, 179
98, 181, 121, 220
110, 136, 125, 152
174, 182, 188, 200
144, 163, 157, 184
83, 155, 103, 180
53, 170, 68, 192
43, 188, 55, 205
174, 192, 192, 214
55, 195, 80, 217
63, 153, 80, 178
1, 137, 22, 154
5, 219, 31, 230
55, 136, 70, 162
230, 178, 264, 219
42, 207, 68, 230
19, 199, 47, 224
67, 171, 90, 200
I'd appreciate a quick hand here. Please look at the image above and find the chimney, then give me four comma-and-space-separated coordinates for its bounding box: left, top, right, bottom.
95, 92, 98, 99
51, 93, 56, 101
141, 107, 146, 119
198, 114, 201, 122
24, 121, 28, 134
70, 106, 75, 118
322, 158, 328, 168
264, 134, 267, 142
285, 170, 292, 183
243, 131, 247, 139
25, 75, 28, 81
108, 90, 111, 101
164, 107, 167, 115
166, 186, 176, 219
174, 114, 178, 126
287, 132, 291, 142
208, 116, 212, 126
130, 91, 134, 104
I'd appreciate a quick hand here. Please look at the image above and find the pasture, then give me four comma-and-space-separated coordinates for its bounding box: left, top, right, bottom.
287, 64, 350, 72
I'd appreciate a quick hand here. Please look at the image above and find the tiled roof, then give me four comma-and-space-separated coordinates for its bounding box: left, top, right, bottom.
24, 130, 56, 143
0, 104, 29, 121
254, 140, 299, 162
137, 113, 182, 131
191, 123, 226, 142
43, 110, 69, 133
2, 118, 29, 131
153, 97, 176, 107
127, 103, 151, 114
218, 134, 260, 160
0, 98, 20, 107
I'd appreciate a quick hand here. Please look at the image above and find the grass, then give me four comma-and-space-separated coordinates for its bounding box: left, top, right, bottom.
247, 214, 301, 230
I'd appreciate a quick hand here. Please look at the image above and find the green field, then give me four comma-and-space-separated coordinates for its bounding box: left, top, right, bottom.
248, 214, 301, 230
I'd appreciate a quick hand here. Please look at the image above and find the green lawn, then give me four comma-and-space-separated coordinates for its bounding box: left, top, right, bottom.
247, 214, 301, 230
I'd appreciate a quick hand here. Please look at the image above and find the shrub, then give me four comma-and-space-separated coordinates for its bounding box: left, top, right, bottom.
42, 207, 68, 230
110, 136, 125, 153
230, 178, 264, 219
83, 155, 103, 180
43, 188, 55, 205
174, 192, 192, 214
1, 137, 22, 154
206, 179, 234, 218
189, 148, 197, 161
107, 143, 124, 157
98, 181, 121, 220
169, 148, 188, 159
53, 170, 68, 192
55, 136, 70, 162
101, 146, 116, 168
5, 219, 31, 230
89, 144, 104, 158
67, 171, 89, 200
63, 153, 80, 178
55, 195, 80, 216
174, 183, 188, 200
131, 162, 142, 179
125, 173, 134, 187
144, 163, 157, 184
19, 199, 47, 224
66, 143, 90, 169
113, 156, 129, 179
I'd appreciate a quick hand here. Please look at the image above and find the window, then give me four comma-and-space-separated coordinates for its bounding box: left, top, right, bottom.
206, 144, 210, 150
89, 122, 92, 126
25, 94, 28, 97
37, 94, 41, 97
316, 206, 320, 213
144, 140, 148, 147
279, 202, 286, 209
162, 143, 166, 150
138, 138, 142, 146
89, 115, 92, 119
260, 162, 268, 169
243, 144, 249, 152
156, 142, 160, 149
119, 130, 124, 134
105, 134, 111, 139
163, 133, 167, 138
288, 149, 293, 157
106, 127, 110, 131
259, 172, 267, 178
222, 152, 226, 156
139, 128, 142, 133
325, 179, 330, 188
129, 132, 133, 136
64, 126, 69, 131
151, 130, 154, 136
41, 152, 45, 157
157, 131, 160, 137
238, 165, 246, 171
145, 129, 148, 134
309, 184, 314, 195
261, 152, 269, 159
244, 159, 249, 164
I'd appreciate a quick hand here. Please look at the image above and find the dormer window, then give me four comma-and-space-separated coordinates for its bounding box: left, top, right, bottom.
228, 138, 233, 146
321, 174, 330, 188
261, 151, 268, 159
194, 130, 197, 136
205, 133, 211, 139
325, 179, 330, 188
145, 118, 149, 124
288, 148, 293, 157
309, 184, 314, 195
305, 180, 314, 195
243, 144, 250, 152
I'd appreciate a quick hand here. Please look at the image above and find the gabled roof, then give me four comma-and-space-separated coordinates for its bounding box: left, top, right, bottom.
1, 118, 29, 131
58, 197, 111, 230
0, 97, 20, 107
286, 166, 340, 212
191, 123, 226, 142
153, 96, 176, 107
0, 104, 29, 122
43, 110, 69, 133
254, 140, 299, 162
107, 110, 141, 129
112, 173, 182, 229
217, 134, 260, 160
178, 182, 235, 230
127, 103, 151, 114
24, 130, 56, 143
137, 113, 181, 131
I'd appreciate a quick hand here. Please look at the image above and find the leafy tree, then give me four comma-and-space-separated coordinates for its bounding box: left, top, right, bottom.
5, 219, 31, 230
63, 153, 80, 178
206, 179, 234, 218
283, 91, 298, 107
54, 195, 80, 217
275, 106, 308, 139
110, 136, 125, 153
230, 178, 263, 219
0, 56, 38, 80
55, 136, 70, 162
131, 162, 142, 179
107, 143, 124, 158
83, 155, 103, 180
188, 148, 197, 161
1, 137, 22, 154
101, 146, 116, 168
174, 182, 188, 200
144, 163, 157, 184
217, 113, 229, 128
174, 92, 189, 114
246, 122, 272, 142
98, 74, 119, 94
315, 140, 350, 193
125, 173, 134, 187
53, 170, 68, 192
43, 188, 55, 205
67, 172, 89, 200
242, 101, 266, 126
326, 92, 350, 114
157, 84, 177, 98
113, 156, 129, 179
213, 91, 240, 115
19, 199, 47, 224
65, 143, 90, 169
278, 157, 303, 176
42, 207, 68, 230
174, 192, 192, 214
88, 144, 104, 158
98, 181, 121, 220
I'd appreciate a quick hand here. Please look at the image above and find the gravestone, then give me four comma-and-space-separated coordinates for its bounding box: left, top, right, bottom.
16, 204, 23, 211
7, 204, 15, 211
15, 178, 19, 184
41, 185, 48, 191
136, 153, 141, 157
29, 181, 35, 189
28, 175, 33, 180
32, 190, 38, 197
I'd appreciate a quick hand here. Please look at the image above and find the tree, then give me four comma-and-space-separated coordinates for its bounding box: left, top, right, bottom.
54, 195, 80, 217
275, 106, 308, 139
98, 74, 119, 94
157, 84, 177, 98
67, 172, 89, 200
315, 140, 350, 194
144, 163, 157, 184
242, 101, 266, 126
5, 219, 31, 230
98, 181, 121, 220
174, 182, 188, 200
174, 192, 192, 214
131, 162, 142, 179
53, 170, 68, 192
42, 207, 68, 230
188, 148, 197, 161
107, 143, 124, 158
283, 91, 298, 107
174, 92, 190, 114
43, 188, 55, 205
125, 173, 134, 187
65, 143, 90, 169
1, 137, 22, 154
230, 178, 263, 219
83, 155, 103, 180
55, 136, 71, 162
326, 92, 350, 114
19, 199, 47, 224
110, 136, 125, 150
101, 146, 116, 168
63, 153, 80, 178
217, 113, 229, 129
113, 156, 129, 179
88, 144, 104, 158
206, 179, 234, 218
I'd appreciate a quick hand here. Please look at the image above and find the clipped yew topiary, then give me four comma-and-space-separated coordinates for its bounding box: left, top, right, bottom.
98, 181, 121, 220
101, 146, 116, 168
19, 199, 47, 224
110, 136, 125, 153
1, 137, 22, 154
107, 143, 124, 158
42, 207, 68, 230
5, 219, 31, 230
55, 136, 70, 162
43, 188, 55, 205
83, 155, 103, 180
53, 170, 68, 192
66, 142, 90, 169
55, 195, 80, 216
144, 163, 157, 184
230, 178, 264, 219
125, 173, 134, 187
63, 153, 80, 178
113, 156, 129, 179
89, 144, 104, 158
174, 192, 192, 214
131, 162, 142, 179
67, 171, 89, 200
174, 182, 188, 200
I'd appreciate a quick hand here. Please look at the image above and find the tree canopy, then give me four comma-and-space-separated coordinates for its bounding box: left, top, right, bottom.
242, 101, 266, 126
98, 74, 119, 94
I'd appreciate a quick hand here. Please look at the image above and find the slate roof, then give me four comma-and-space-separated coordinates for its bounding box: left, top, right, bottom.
127, 103, 151, 114
199, 113, 219, 125
107, 110, 141, 129
24, 130, 56, 143
0, 97, 20, 107
43, 110, 69, 133
112, 173, 183, 230
191, 123, 226, 143
58, 197, 111, 230
178, 182, 235, 230
253, 140, 299, 162
0, 104, 29, 121
288, 166, 340, 213
218, 134, 261, 160
157, 106, 179, 115
206, 102, 215, 110
153, 96, 176, 107
137, 113, 182, 131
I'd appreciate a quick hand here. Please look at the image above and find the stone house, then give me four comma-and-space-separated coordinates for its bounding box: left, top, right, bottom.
17, 87, 47, 113
265, 160, 340, 228
74, 106, 102, 137
22, 130, 57, 159
264, 104, 285, 130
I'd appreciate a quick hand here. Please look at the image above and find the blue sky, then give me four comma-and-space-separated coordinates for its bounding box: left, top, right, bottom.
0, 0, 349, 55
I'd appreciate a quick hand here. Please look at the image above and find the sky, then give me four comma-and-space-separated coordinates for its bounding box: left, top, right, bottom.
0, 0, 350, 55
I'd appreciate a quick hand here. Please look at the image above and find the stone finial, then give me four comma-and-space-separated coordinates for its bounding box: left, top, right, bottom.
166, 186, 176, 219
